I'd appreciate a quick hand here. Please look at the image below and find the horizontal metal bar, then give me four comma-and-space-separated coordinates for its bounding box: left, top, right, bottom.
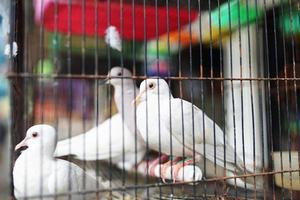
4, 73, 300, 81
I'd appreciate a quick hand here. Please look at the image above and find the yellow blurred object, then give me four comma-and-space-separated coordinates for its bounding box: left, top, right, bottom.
0, 96, 9, 119
273, 151, 300, 191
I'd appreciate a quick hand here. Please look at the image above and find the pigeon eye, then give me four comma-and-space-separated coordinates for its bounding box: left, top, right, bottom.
149, 83, 154, 89
32, 132, 38, 138
117, 72, 122, 76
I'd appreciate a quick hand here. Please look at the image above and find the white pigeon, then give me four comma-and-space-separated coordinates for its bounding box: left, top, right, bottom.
134, 78, 260, 189
13, 124, 102, 200
55, 67, 146, 171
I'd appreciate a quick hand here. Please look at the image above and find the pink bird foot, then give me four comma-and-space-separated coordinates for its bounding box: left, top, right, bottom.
160, 157, 182, 183
145, 154, 169, 177
172, 158, 194, 182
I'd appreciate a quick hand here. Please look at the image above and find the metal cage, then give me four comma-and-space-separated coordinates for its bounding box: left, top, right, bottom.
3, 0, 300, 199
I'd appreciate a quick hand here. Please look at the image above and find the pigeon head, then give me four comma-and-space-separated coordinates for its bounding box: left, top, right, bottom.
15, 124, 57, 154
133, 78, 171, 106
105, 66, 134, 87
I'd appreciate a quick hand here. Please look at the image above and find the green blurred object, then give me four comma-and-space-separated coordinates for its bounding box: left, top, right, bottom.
280, 8, 300, 35
46, 32, 144, 61
36, 59, 54, 75
146, 41, 169, 59
144, 0, 265, 59
287, 120, 300, 134
212, 0, 263, 30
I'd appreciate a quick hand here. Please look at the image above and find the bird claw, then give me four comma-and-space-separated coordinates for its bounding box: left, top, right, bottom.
146, 154, 169, 177
161, 157, 184, 183
145, 156, 198, 183
160, 160, 172, 183
172, 158, 194, 182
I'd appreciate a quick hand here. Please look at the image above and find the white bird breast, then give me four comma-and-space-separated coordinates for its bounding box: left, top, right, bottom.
136, 96, 199, 157
13, 153, 53, 199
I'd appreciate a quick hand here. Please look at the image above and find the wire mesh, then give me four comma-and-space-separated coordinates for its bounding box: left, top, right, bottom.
5, 0, 300, 199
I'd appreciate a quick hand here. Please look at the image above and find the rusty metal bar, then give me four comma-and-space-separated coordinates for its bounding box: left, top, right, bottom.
5, 73, 300, 81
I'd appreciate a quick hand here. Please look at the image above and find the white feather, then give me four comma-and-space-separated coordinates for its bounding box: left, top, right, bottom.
105, 26, 121, 51
4, 41, 17, 57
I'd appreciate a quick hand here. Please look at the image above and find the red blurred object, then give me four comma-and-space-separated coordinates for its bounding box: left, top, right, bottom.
36, 0, 198, 41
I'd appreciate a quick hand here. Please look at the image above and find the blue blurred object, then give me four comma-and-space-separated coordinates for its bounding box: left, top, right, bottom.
147, 58, 172, 76
0, 6, 10, 145
0, 79, 8, 97
0, 13, 9, 97
0, 14, 6, 66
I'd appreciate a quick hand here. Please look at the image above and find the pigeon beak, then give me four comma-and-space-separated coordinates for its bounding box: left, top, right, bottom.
15, 137, 29, 151
98, 77, 109, 85
132, 90, 145, 106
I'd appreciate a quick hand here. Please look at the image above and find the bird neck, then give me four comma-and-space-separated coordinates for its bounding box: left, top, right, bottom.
113, 84, 140, 134
25, 144, 55, 160
148, 93, 173, 102
114, 85, 138, 112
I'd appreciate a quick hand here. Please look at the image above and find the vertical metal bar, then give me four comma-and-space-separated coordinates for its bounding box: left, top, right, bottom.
142, 0, 149, 198
53, 0, 59, 198
67, 0, 73, 199
207, 1, 218, 197
54, 0, 59, 76
9, 0, 24, 198
216, 0, 227, 194
270, 0, 285, 198
288, 0, 300, 194
176, 0, 186, 191
262, 0, 275, 198
245, 0, 263, 196
165, 0, 175, 196
226, 1, 238, 196
154, 0, 163, 198
196, 1, 207, 198
279, 0, 293, 197
131, 1, 138, 198
38, 0, 45, 198
119, 0, 126, 198
23, 0, 29, 165
106, 0, 113, 195
253, 0, 268, 198
81, 0, 87, 198
94, 0, 100, 195
187, 0, 197, 198
236, 0, 248, 195
23, 0, 30, 198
